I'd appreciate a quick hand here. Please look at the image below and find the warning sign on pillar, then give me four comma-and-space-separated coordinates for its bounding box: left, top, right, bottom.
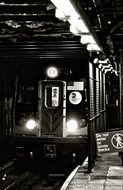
95, 130, 123, 154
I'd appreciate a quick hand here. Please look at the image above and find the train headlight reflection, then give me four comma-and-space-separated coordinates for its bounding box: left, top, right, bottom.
25, 119, 38, 130
66, 119, 78, 132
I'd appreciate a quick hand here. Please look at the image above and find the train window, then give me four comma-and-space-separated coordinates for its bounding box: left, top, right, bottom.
15, 85, 37, 126
45, 86, 60, 108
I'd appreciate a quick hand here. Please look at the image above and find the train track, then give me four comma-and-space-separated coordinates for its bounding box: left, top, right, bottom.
1, 171, 66, 190
4, 172, 40, 190
0, 152, 87, 190
0, 161, 15, 177
0, 160, 71, 190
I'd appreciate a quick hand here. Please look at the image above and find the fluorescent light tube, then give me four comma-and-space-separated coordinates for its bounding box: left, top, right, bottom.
87, 44, 101, 51
80, 35, 96, 44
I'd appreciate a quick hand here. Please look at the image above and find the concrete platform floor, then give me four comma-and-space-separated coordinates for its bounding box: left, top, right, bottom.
61, 153, 123, 190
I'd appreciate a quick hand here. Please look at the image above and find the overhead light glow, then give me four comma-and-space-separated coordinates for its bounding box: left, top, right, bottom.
93, 58, 99, 64
46, 66, 59, 78
70, 25, 79, 35
25, 119, 37, 130
66, 119, 78, 132
87, 44, 101, 51
52, 0, 79, 18
98, 64, 103, 69
80, 35, 96, 44
52, 0, 89, 33
108, 21, 111, 24
102, 64, 112, 69
51, 0, 102, 52
104, 68, 112, 74
69, 17, 89, 33
55, 8, 66, 20
98, 58, 109, 64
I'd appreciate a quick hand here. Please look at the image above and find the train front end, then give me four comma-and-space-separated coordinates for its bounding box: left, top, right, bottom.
13, 65, 88, 162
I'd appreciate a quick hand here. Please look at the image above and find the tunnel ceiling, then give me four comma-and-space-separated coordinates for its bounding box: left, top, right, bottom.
0, 0, 73, 41
0, 0, 89, 63
0, 0, 122, 65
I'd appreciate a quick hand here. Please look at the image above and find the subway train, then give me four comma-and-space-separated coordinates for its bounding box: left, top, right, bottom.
14, 66, 88, 138
12, 64, 88, 162
5, 45, 105, 167
0, 51, 106, 173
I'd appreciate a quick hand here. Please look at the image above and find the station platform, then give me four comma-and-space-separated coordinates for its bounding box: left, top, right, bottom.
60, 152, 123, 190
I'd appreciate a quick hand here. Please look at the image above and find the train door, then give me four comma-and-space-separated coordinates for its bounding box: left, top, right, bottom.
38, 80, 66, 137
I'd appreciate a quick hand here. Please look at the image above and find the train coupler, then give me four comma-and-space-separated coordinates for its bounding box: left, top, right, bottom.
43, 144, 56, 158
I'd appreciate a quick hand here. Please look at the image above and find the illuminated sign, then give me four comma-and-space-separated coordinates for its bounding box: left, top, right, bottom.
46, 66, 59, 78
69, 91, 82, 105
52, 87, 59, 107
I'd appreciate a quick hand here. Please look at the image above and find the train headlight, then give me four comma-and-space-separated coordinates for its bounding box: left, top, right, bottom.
25, 119, 38, 130
66, 119, 78, 132
46, 66, 59, 78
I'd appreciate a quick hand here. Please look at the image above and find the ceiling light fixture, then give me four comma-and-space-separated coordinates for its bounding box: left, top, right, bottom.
87, 44, 101, 51
98, 58, 110, 64
80, 35, 96, 44
50, 0, 102, 52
